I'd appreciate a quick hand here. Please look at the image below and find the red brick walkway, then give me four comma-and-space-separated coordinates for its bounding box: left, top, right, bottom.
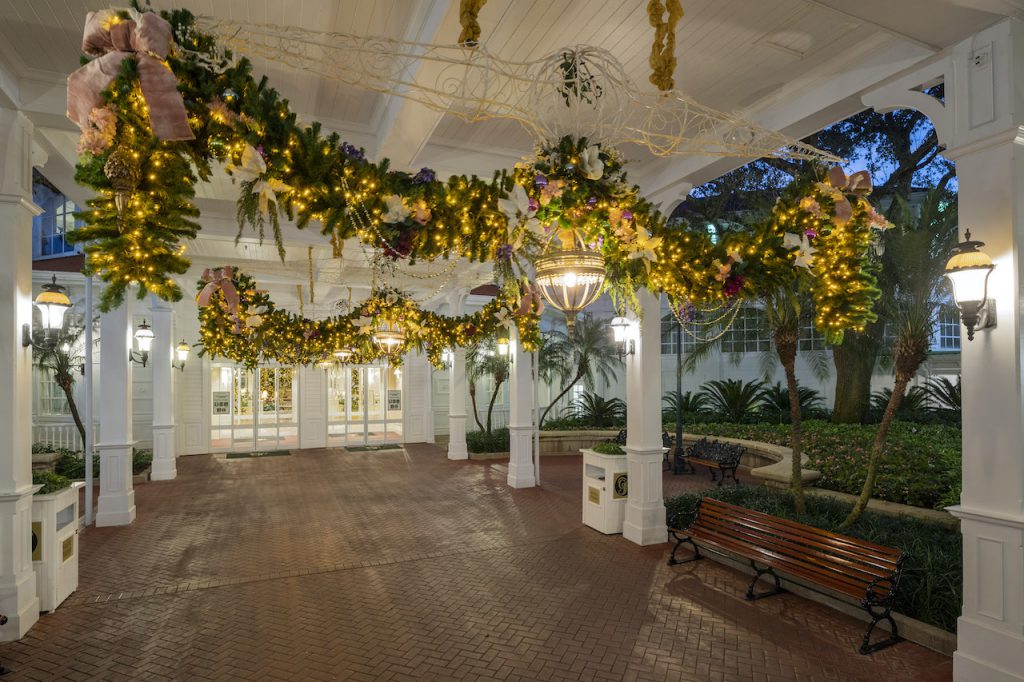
0, 446, 952, 681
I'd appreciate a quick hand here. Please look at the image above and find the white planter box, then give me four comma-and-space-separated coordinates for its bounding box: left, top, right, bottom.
581, 448, 629, 534
31, 481, 83, 612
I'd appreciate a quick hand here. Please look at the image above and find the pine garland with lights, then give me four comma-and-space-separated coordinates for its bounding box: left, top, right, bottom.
67, 3, 888, 350
197, 270, 540, 369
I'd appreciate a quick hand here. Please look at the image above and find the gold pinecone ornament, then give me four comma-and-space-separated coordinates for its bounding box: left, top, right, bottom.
103, 145, 142, 229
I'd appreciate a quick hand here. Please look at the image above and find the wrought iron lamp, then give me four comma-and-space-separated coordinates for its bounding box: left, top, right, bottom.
130, 320, 154, 366
534, 232, 606, 333
496, 337, 510, 356
440, 348, 454, 369
944, 229, 996, 341
22, 275, 72, 350
610, 316, 635, 357
172, 339, 190, 371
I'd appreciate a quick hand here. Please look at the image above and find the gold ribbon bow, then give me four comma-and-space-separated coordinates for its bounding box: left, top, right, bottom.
516, 282, 545, 317
196, 267, 240, 312
827, 167, 873, 225
66, 10, 194, 141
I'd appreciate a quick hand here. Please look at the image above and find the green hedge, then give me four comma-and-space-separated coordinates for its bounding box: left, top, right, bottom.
665, 486, 961, 633
680, 420, 961, 509
33, 470, 72, 495
466, 428, 510, 453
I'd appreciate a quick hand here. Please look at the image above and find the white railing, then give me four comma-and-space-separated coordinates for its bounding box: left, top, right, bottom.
32, 422, 98, 451
472, 408, 509, 431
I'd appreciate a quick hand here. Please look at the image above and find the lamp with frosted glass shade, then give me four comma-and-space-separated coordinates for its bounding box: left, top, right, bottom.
172, 339, 190, 371
22, 275, 72, 350
130, 320, 154, 366
944, 229, 996, 341
610, 316, 635, 357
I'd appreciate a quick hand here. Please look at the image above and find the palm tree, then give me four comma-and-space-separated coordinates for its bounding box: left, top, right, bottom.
466, 337, 510, 434
841, 189, 958, 528
921, 375, 961, 417
563, 392, 625, 427
759, 382, 824, 421
33, 323, 89, 445
697, 379, 765, 422
539, 314, 621, 427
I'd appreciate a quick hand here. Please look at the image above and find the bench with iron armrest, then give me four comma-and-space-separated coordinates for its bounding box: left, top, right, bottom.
667, 498, 907, 655
606, 429, 627, 446
0, 612, 8, 675
675, 438, 743, 485
662, 431, 675, 470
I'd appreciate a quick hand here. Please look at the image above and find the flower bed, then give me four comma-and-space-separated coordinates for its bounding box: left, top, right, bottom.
682, 421, 961, 509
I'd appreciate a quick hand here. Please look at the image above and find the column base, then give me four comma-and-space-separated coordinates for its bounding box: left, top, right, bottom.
150, 424, 176, 481
95, 442, 137, 527
0, 486, 40, 641
507, 425, 536, 488
447, 414, 468, 461
955, 618, 1024, 682
622, 447, 667, 546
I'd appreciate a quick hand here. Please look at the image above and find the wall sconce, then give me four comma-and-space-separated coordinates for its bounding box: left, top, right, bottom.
129, 320, 154, 366
496, 337, 510, 356
22, 275, 72, 350
944, 229, 996, 341
172, 339, 190, 371
610, 316, 636, 357
440, 348, 454, 370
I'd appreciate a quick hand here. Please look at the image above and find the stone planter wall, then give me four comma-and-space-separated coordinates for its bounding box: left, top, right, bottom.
468, 429, 619, 460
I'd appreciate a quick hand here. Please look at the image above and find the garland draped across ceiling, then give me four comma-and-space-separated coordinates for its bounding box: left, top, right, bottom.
65, 4, 890, 368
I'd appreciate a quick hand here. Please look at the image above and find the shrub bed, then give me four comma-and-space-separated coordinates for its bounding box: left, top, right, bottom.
466, 428, 510, 453
665, 486, 961, 633
677, 420, 961, 509
33, 470, 72, 495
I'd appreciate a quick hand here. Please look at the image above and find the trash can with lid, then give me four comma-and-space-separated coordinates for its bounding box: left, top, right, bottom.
581, 448, 629, 534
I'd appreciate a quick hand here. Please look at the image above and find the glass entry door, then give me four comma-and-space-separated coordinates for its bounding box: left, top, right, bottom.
210, 365, 298, 452
327, 364, 403, 446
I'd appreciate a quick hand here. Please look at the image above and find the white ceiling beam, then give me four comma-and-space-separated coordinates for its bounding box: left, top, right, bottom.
373, 0, 457, 171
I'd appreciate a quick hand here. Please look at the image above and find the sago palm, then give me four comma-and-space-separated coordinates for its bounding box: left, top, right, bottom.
563, 392, 626, 427
697, 378, 765, 422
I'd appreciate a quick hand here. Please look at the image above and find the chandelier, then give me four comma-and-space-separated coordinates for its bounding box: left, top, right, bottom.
373, 320, 406, 356
333, 345, 357, 363
534, 234, 605, 332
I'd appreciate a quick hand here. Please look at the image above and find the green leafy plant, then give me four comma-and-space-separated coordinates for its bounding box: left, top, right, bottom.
53, 450, 100, 479
466, 428, 510, 454
33, 470, 72, 495
540, 315, 622, 427
661, 390, 709, 424
685, 420, 960, 509
758, 382, 824, 422
592, 442, 625, 455
563, 392, 625, 428
665, 486, 961, 633
133, 448, 153, 475
922, 375, 961, 415
698, 379, 765, 422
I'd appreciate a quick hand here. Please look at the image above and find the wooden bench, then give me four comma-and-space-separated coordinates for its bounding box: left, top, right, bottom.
675, 438, 743, 485
668, 497, 907, 655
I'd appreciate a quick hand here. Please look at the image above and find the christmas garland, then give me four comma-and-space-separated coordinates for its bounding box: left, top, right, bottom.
66, 3, 889, 356
196, 269, 541, 369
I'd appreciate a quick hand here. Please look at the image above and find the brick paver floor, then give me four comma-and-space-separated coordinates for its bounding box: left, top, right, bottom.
0, 446, 953, 681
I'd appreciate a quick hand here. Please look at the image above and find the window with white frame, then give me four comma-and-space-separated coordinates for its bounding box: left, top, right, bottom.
799, 319, 828, 351
935, 307, 961, 351
37, 196, 79, 257
661, 321, 699, 355
721, 306, 770, 353
38, 371, 70, 416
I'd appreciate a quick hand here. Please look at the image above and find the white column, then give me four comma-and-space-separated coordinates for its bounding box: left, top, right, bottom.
623, 289, 666, 545
149, 296, 176, 480
447, 347, 469, 460
507, 327, 536, 488
0, 107, 42, 640
95, 303, 136, 526
401, 351, 434, 444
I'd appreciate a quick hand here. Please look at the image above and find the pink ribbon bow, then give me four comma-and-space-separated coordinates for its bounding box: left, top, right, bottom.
827, 167, 873, 225
516, 282, 545, 317
67, 10, 194, 141
196, 267, 240, 312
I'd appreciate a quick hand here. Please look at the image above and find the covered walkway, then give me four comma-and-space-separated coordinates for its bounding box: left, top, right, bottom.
0, 447, 950, 680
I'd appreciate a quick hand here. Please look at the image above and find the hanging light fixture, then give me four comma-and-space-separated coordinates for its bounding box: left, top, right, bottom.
534, 232, 605, 333
944, 229, 997, 341
333, 345, 357, 363
373, 320, 406, 356
23, 275, 73, 349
